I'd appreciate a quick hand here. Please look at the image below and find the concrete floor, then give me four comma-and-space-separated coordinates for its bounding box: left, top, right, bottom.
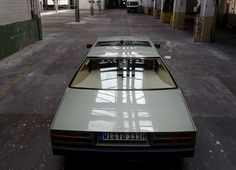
0, 9, 236, 170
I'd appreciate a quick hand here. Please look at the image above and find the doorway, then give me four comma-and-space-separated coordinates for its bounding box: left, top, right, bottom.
105, 0, 125, 9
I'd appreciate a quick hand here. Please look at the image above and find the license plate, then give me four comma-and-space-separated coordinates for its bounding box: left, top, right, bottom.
98, 133, 147, 141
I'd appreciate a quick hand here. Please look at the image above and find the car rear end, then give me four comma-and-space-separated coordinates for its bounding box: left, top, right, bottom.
50, 36, 197, 158
51, 129, 196, 157
127, 0, 139, 13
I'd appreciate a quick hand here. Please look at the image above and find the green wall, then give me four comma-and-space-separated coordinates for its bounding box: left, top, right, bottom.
0, 18, 42, 60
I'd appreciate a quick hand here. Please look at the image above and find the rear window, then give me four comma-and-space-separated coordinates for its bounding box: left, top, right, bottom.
95, 41, 151, 47
127, 2, 138, 6
70, 57, 177, 90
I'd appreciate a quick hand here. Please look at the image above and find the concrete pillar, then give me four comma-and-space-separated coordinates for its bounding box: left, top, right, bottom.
171, 0, 186, 29
54, 0, 58, 12
75, 0, 80, 22
39, 0, 43, 12
160, 0, 173, 23
29, 0, 43, 40
144, 0, 149, 14
68, 0, 70, 9
153, 0, 157, 17
153, 0, 162, 18
43, 0, 48, 9
138, 0, 144, 13
216, 0, 227, 26
148, 0, 153, 15
89, 0, 95, 16
193, 0, 217, 42
97, 0, 102, 12
31, 0, 41, 18
160, 0, 164, 20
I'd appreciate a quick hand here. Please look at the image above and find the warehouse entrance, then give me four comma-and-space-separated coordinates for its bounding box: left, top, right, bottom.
214, 0, 236, 43
105, 0, 126, 9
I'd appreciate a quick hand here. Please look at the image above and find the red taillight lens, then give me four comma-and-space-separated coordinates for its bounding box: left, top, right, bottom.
151, 132, 196, 147
170, 133, 179, 144
51, 130, 94, 146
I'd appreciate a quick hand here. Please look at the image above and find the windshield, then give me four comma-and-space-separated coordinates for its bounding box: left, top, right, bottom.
95, 41, 151, 47
70, 57, 177, 90
127, 2, 138, 6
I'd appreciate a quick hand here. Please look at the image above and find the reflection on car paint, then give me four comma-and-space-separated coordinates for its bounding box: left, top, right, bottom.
87, 90, 153, 131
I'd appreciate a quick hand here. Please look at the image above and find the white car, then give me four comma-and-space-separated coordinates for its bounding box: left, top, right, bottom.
50, 36, 196, 157
127, 0, 139, 13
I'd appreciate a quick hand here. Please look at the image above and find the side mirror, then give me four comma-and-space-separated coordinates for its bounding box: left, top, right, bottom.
154, 44, 160, 49
86, 44, 93, 48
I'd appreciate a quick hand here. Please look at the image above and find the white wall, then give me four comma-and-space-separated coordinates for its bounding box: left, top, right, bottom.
79, 0, 105, 10
47, 0, 69, 5
142, 0, 148, 7
0, 0, 31, 26
141, 0, 153, 7
148, 0, 153, 7
44, 0, 105, 9
80, 0, 92, 9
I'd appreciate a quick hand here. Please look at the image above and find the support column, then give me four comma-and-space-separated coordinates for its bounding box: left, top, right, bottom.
30, 0, 43, 40
43, 0, 48, 9
148, 0, 153, 15
160, 0, 173, 23
75, 0, 80, 22
171, 0, 186, 29
144, 0, 149, 14
193, 0, 217, 42
89, 0, 95, 16
68, 0, 70, 9
35, 0, 43, 40
160, 0, 164, 21
217, 0, 227, 27
138, 0, 144, 13
97, 0, 102, 12
54, 0, 58, 12
153, 0, 162, 18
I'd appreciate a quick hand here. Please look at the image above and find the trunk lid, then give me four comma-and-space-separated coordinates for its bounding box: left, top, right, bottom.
51, 88, 195, 132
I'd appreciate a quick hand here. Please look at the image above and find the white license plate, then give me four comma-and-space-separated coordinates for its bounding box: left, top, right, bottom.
101, 133, 146, 141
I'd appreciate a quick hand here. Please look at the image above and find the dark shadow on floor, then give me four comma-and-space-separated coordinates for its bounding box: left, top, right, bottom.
214, 27, 236, 46
61, 156, 183, 170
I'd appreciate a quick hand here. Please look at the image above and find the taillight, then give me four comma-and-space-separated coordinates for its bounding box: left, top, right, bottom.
51, 130, 95, 146
151, 132, 196, 147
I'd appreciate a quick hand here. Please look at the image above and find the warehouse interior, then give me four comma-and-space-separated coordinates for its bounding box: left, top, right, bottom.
1, 0, 235, 59
0, 0, 236, 169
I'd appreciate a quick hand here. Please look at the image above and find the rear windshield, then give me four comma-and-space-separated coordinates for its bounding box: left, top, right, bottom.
127, 2, 138, 6
95, 41, 151, 47
70, 57, 177, 90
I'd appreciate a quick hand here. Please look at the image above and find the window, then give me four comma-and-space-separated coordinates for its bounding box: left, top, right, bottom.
70, 57, 176, 90
95, 41, 151, 47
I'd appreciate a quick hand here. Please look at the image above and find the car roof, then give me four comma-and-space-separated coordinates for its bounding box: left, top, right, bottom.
87, 36, 161, 58
96, 36, 151, 42
127, 0, 139, 2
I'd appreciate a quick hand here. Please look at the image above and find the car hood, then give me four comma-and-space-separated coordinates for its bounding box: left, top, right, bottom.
51, 88, 195, 132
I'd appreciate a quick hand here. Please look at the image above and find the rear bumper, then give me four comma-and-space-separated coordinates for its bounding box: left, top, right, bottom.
52, 145, 195, 158
127, 7, 138, 12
